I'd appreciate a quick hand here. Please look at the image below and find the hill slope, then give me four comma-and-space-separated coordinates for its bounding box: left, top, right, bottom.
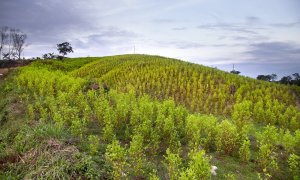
0, 55, 299, 179
72, 54, 299, 129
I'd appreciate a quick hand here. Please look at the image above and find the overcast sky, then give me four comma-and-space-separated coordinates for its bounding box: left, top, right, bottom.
1, 0, 300, 78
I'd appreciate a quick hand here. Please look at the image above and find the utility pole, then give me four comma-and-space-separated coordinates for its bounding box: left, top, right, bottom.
134, 44, 135, 54
232, 64, 235, 71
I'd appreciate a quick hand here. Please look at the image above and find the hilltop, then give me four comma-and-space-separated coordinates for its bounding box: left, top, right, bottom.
0, 54, 299, 179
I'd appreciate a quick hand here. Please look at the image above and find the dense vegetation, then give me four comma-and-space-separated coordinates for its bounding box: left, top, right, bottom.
0, 55, 299, 179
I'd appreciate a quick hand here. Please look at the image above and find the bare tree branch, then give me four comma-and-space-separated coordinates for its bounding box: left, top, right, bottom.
0, 27, 9, 60
12, 30, 27, 60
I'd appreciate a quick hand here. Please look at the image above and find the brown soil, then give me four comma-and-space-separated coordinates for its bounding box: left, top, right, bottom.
0, 67, 16, 81
0, 60, 32, 81
0, 68, 9, 75
292, 91, 300, 111
0, 155, 20, 170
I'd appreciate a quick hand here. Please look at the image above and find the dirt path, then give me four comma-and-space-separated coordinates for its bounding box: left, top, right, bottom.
0, 68, 9, 75
0, 68, 9, 82
0, 68, 16, 81
292, 91, 300, 111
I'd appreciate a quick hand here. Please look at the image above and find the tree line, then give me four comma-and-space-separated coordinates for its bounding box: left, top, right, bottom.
257, 73, 300, 86
230, 67, 300, 86
1, 26, 73, 61
42, 41, 73, 60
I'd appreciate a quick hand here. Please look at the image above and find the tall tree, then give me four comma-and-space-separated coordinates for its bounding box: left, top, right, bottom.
280, 76, 292, 84
57, 42, 73, 59
292, 73, 300, 86
257, 75, 272, 82
270, 74, 277, 81
0, 27, 9, 60
8, 28, 16, 59
292, 73, 300, 81
12, 30, 27, 60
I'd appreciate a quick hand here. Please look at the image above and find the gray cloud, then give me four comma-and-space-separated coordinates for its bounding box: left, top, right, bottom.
174, 42, 204, 49
231, 35, 269, 41
0, 0, 96, 45
197, 23, 259, 34
172, 27, 187, 31
1, 0, 300, 79
152, 18, 175, 23
87, 28, 137, 39
245, 41, 300, 64
246, 16, 261, 25
269, 21, 300, 28
0, 0, 139, 57
157, 40, 204, 49
196, 16, 267, 35
157, 40, 244, 49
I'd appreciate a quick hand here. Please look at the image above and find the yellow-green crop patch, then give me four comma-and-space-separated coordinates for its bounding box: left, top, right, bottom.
0, 55, 299, 179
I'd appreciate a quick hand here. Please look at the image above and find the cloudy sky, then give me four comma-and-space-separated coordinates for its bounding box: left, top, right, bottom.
1, 0, 300, 78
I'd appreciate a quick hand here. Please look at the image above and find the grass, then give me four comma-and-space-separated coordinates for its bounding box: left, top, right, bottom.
211, 154, 258, 179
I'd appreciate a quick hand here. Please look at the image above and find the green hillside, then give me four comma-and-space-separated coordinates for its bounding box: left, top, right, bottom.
0, 55, 299, 179
72, 55, 299, 130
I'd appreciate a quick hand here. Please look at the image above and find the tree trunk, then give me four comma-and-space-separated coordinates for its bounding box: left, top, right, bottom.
0, 46, 2, 60
18, 49, 21, 60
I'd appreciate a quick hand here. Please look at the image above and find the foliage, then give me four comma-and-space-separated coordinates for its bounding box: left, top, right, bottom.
128, 134, 146, 177
88, 135, 100, 155
232, 100, 253, 131
239, 138, 251, 163
42, 52, 56, 60
179, 149, 211, 179
57, 42, 73, 57
72, 55, 299, 130
288, 154, 300, 179
164, 148, 182, 180
216, 120, 239, 156
256, 74, 277, 82
105, 140, 128, 179
0, 55, 299, 179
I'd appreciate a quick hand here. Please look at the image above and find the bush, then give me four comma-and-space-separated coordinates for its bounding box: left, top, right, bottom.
288, 154, 300, 179
105, 140, 128, 179
239, 138, 251, 163
164, 148, 182, 180
88, 135, 100, 155
232, 100, 253, 130
179, 149, 211, 179
216, 120, 239, 156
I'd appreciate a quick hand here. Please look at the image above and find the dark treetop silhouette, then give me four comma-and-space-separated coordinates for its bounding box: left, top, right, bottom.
57, 42, 73, 59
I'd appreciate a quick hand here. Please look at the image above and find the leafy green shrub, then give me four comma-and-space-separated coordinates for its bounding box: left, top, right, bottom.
164, 148, 182, 180
179, 149, 211, 179
88, 135, 100, 155
128, 134, 146, 177
232, 100, 253, 130
256, 125, 279, 146
105, 140, 128, 179
239, 138, 251, 163
216, 120, 239, 156
186, 114, 218, 152
257, 144, 278, 175
288, 154, 300, 179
